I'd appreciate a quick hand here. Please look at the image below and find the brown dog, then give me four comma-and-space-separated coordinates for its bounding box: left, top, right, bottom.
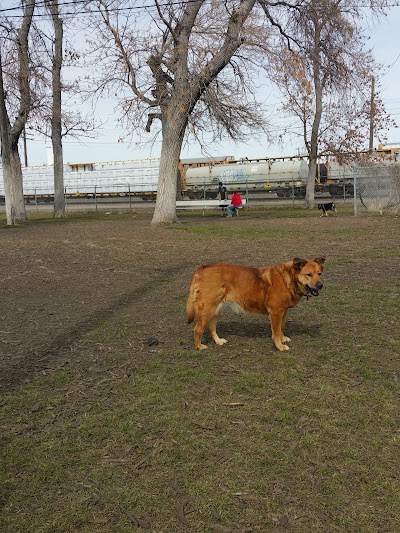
186, 257, 325, 351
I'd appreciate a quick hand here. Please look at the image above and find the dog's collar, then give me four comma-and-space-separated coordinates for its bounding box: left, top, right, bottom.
282, 271, 309, 301
294, 280, 310, 300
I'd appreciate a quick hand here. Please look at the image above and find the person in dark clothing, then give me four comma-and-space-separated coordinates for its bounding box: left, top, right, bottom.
218, 182, 228, 201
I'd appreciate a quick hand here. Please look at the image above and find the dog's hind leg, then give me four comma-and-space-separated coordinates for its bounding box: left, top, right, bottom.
194, 301, 220, 350
207, 314, 227, 346
194, 296, 226, 350
194, 315, 208, 350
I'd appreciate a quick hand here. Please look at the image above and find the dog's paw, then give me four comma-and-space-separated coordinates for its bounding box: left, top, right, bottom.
276, 343, 290, 352
215, 338, 227, 346
197, 343, 208, 350
282, 336, 291, 343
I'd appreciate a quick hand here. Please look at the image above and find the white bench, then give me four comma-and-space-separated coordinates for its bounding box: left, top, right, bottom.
176, 198, 247, 215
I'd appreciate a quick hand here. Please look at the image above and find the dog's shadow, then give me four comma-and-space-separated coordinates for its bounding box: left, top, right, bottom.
211, 317, 322, 341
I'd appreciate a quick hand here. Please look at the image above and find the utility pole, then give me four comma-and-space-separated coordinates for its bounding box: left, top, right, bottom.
369, 76, 375, 152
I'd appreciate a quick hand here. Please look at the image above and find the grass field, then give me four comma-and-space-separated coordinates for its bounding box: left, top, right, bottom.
1, 207, 399, 532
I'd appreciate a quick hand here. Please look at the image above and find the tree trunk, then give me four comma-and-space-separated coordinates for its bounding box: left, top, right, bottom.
151, 114, 186, 225
52, 128, 65, 218
49, 1, 65, 218
148, 0, 256, 225
305, 157, 317, 208
3, 148, 27, 225
305, 107, 321, 208
0, 54, 27, 225
0, 1, 34, 225
304, 19, 323, 210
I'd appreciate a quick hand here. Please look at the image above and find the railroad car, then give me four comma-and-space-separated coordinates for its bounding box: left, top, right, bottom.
182, 156, 327, 199
0, 145, 398, 203
182, 144, 400, 199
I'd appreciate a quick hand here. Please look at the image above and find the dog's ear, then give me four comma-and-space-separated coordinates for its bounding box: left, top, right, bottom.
313, 256, 326, 266
293, 257, 307, 270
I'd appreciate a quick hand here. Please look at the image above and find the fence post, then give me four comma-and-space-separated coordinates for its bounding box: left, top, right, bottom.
375, 172, 381, 215
353, 168, 357, 217
129, 184, 132, 211
291, 177, 295, 208
95, 185, 98, 212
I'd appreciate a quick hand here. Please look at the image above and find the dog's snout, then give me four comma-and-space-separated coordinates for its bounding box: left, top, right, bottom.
316, 282, 323, 290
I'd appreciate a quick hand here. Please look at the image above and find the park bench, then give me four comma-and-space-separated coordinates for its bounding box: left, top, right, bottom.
176, 198, 247, 215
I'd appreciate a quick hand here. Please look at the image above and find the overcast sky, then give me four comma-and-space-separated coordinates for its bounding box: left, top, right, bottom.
22, 4, 400, 166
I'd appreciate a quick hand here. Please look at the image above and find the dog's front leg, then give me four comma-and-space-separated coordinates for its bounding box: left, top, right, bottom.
280, 309, 291, 345
269, 311, 290, 351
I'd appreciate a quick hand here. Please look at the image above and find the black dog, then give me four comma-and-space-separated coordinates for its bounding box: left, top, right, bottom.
318, 202, 337, 217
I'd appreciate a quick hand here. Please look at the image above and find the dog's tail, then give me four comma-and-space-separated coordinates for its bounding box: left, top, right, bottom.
186, 273, 201, 324
186, 294, 195, 324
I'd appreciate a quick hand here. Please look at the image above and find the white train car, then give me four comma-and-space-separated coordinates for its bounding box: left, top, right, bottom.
183, 157, 314, 198
0, 158, 161, 202
183, 145, 400, 199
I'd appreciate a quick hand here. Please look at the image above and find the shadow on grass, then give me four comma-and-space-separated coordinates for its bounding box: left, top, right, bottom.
201, 318, 322, 340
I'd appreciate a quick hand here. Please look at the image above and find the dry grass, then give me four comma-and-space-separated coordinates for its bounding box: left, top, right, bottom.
1, 208, 399, 532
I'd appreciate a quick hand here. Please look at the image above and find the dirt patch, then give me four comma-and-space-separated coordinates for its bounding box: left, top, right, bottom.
0, 211, 398, 389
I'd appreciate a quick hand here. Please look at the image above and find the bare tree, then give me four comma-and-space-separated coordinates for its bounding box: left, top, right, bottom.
84, 0, 279, 224
44, 0, 65, 218
26, 2, 98, 217
319, 83, 396, 162
0, 1, 35, 225
27, 32, 98, 165
270, 0, 390, 208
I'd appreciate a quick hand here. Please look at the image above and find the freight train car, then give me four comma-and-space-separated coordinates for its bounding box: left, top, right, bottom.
182, 156, 328, 199
0, 155, 233, 203
182, 144, 400, 199
0, 158, 161, 203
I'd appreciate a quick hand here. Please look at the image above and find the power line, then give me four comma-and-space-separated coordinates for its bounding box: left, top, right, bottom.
0, 0, 83, 13
0, 0, 183, 18
384, 52, 400, 75
1, 1, 400, 19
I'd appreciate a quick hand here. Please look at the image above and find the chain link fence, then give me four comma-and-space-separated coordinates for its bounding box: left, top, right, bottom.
2, 160, 399, 214
353, 165, 400, 215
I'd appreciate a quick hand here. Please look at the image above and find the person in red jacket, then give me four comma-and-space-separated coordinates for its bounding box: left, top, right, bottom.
227, 191, 243, 217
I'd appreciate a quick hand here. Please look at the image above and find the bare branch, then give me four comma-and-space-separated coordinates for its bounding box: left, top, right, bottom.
257, 0, 302, 51
97, 0, 155, 107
